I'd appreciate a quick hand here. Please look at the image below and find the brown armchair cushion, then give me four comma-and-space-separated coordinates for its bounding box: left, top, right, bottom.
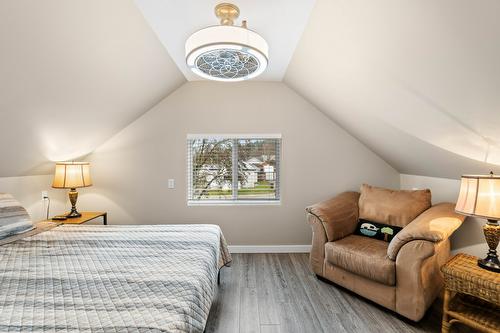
325, 235, 395, 286
359, 184, 431, 228
387, 203, 465, 260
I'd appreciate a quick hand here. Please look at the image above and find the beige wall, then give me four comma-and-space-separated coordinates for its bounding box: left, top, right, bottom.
82, 82, 399, 245
400, 174, 487, 257
0, 175, 66, 222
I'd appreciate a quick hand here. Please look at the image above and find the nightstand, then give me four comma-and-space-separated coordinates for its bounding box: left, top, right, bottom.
441, 253, 499, 333
49, 212, 107, 225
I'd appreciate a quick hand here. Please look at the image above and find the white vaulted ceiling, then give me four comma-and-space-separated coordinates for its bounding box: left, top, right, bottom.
285, 0, 500, 178
0, 0, 184, 177
1, 0, 500, 180
134, 0, 316, 81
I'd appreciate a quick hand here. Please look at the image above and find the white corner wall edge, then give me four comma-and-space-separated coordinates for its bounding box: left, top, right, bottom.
228, 245, 312, 253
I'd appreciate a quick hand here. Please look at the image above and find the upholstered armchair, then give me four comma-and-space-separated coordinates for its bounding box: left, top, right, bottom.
306, 186, 465, 321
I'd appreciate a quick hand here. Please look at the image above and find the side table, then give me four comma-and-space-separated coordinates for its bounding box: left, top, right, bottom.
44, 212, 108, 225
441, 253, 499, 333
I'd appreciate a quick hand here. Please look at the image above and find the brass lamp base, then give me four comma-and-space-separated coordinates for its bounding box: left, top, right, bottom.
66, 188, 82, 218
66, 210, 82, 218
478, 220, 500, 273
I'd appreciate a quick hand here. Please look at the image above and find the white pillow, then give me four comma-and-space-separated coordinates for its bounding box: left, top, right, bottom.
0, 193, 34, 239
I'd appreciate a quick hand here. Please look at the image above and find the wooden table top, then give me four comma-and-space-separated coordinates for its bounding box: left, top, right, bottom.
45, 211, 107, 225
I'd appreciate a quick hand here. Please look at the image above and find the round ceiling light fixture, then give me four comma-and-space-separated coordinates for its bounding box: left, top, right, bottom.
185, 3, 269, 82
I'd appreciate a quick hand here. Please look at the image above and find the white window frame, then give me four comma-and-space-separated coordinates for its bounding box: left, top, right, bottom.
187, 134, 282, 206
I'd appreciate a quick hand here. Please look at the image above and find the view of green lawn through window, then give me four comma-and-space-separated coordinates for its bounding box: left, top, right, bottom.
188, 137, 280, 202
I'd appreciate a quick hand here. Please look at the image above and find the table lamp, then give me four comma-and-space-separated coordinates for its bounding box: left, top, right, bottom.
52, 162, 92, 218
455, 172, 500, 272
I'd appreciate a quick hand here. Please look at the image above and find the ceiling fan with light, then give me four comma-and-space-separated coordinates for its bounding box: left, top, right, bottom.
185, 3, 269, 82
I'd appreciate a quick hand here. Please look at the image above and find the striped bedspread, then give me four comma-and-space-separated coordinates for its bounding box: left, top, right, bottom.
0, 224, 231, 332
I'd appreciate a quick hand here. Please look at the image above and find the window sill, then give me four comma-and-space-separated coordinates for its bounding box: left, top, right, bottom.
187, 200, 281, 206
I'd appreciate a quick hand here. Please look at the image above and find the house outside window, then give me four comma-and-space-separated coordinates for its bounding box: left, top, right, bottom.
187, 134, 281, 205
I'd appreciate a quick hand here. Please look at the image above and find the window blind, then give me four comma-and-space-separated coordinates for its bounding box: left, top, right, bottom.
187, 135, 281, 204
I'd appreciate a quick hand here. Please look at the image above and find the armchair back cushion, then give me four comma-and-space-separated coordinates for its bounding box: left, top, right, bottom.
359, 184, 431, 228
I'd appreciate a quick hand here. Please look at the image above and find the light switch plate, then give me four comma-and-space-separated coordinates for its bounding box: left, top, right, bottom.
41, 191, 49, 200
168, 179, 175, 189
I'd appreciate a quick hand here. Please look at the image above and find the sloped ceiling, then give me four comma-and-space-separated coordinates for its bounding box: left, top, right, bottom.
285, 0, 500, 179
134, 0, 316, 81
3, 0, 500, 180
0, 0, 185, 177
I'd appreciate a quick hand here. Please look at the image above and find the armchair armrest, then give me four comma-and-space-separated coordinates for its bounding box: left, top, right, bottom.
306, 191, 360, 242
306, 191, 360, 275
395, 239, 451, 321
307, 213, 328, 275
387, 203, 465, 260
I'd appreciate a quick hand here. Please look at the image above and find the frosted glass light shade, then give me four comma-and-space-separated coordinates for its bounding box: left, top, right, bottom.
455, 174, 500, 220
52, 162, 92, 189
185, 25, 268, 82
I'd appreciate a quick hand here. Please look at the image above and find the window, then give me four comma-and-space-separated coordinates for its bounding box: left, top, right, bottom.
187, 134, 281, 205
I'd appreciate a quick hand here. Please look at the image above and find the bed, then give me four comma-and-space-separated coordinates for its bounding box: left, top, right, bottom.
0, 222, 231, 333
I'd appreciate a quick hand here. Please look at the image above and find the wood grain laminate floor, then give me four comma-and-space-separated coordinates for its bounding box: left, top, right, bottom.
205, 253, 472, 333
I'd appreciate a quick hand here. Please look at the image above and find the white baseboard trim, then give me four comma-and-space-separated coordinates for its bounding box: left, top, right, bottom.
228, 245, 311, 253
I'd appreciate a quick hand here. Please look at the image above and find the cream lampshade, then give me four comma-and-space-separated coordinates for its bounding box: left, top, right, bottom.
52, 162, 92, 218
455, 172, 500, 272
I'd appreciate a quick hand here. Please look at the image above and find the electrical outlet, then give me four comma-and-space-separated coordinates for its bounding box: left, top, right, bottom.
41, 191, 49, 200
168, 179, 175, 189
